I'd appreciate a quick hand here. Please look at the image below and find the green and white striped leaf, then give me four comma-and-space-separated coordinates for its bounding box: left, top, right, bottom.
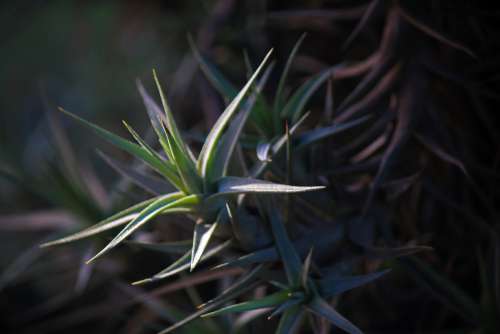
210, 63, 273, 181
133, 240, 232, 285
59, 108, 181, 187
40, 197, 159, 247
197, 49, 273, 184
215, 176, 324, 196
190, 219, 220, 271
87, 193, 199, 263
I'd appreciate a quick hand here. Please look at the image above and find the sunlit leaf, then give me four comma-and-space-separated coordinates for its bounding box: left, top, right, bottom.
40, 197, 160, 247
87, 193, 199, 263
198, 49, 273, 184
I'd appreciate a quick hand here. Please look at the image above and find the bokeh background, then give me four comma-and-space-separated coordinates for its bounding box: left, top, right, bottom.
1, 1, 499, 333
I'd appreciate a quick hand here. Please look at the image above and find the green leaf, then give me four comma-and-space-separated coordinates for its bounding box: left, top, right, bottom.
215, 176, 324, 196
199, 264, 265, 308
164, 131, 202, 194
40, 197, 159, 247
267, 297, 304, 320
202, 290, 291, 318
189, 37, 238, 101
138, 81, 201, 193
98, 151, 174, 195
317, 269, 390, 298
210, 63, 273, 181
121, 120, 188, 192
87, 193, 199, 263
134, 240, 232, 285
197, 49, 273, 184
152, 70, 191, 158
58, 108, 181, 188
308, 297, 363, 334
190, 218, 220, 271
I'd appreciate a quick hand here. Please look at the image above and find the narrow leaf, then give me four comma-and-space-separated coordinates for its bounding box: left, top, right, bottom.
210, 63, 273, 180
58, 108, 180, 186
308, 297, 363, 334
136, 240, 232, 284
198, 49, 273, 181
40, 197, 159, 247
98, 151, 174, 195
87, 193, 198, 263
202, 290, 291, 318
274, 33, 307, 117
191, 219, 220, 271
318, 269, 390, 298
215, 176, 325, 196
267, 201, 302, 286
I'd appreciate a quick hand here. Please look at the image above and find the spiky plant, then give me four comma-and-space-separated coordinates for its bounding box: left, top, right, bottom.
37, 43, 426, 334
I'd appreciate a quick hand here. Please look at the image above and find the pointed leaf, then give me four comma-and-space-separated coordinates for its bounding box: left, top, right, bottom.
274, 33, 307, 117
191, 219, 220, 271
87, 193, 198, 263
210, 63, 273, 181
152, 70, 191, 156
40, 197, 159, 247
157, 266, 260, 334
135, 240, 232, 284
267, 201, 302, 286
59, 108, 180, 186
308, 297, 363, 334
268, 297, 304, 320
215, 176, 324, 196
98, 151, 174, 195
198, 49, 273, 181
202, 290, 291, 318
318, 269, 390, 298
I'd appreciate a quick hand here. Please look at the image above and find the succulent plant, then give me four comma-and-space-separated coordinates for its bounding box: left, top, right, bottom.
37, 41, 423, 333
